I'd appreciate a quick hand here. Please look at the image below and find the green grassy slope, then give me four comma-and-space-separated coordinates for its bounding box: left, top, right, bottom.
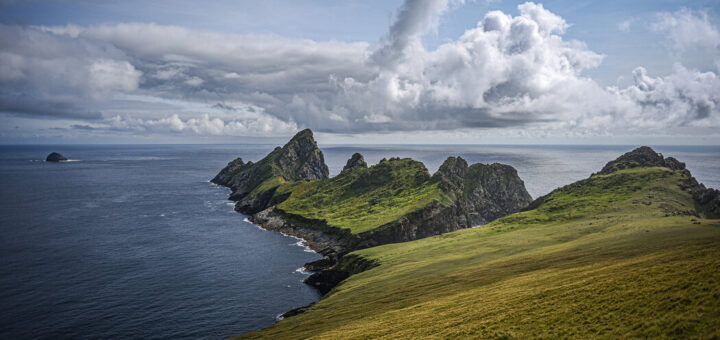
240, 166, 720, 339
273, 158, 451, 234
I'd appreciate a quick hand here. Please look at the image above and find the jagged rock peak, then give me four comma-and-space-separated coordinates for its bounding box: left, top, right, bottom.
46, 152, 68, 162
599, 146, 685, 174
211, 128, 329, 205
432, 156, 468, 193
277, 129, 329, 181
341, 153, 368, 173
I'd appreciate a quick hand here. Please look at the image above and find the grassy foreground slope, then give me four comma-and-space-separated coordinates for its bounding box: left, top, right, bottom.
241, 166, 720, 339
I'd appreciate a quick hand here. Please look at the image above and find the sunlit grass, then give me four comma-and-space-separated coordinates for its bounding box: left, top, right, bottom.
275, 158, 451, 234
238, 166, 720, 339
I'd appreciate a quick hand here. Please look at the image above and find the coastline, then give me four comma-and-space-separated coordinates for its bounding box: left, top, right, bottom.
240, 206, 349, 320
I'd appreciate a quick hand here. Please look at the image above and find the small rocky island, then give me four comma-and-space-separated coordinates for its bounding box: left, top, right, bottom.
46, 152, 68, 162
212, 129, 533, 295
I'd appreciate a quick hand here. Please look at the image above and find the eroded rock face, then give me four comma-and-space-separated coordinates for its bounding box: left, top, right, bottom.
599, 146, 685, 174
341, 153, 368, 173
433, 156, 533, 226
46, 152, 68, 162
432, 156, 468, 193
462, 163, 533, 225
276, 129, 329, 181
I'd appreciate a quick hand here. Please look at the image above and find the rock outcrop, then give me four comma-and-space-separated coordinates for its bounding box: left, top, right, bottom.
212, 129, 329, 213
433, 156, 533, 226
600, 146, 719, 218
525, 146, 719, 218
341, 153, 368, 173
46, 152, 67, 162
599, 146, 685, 174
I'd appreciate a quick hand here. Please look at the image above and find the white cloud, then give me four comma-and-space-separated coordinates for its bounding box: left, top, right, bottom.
652, 9, 720, 55
95, 112, 298, 136
618, 20, 631, 32
0, 1, 718, 141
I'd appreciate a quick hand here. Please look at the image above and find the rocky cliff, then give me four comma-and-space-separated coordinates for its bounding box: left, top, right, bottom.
212, 129, 329, 213
212, 131, 533, 298
433, 156, 533, 226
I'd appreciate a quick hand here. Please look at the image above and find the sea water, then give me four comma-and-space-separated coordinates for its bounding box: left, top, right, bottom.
1, 144, 718, 339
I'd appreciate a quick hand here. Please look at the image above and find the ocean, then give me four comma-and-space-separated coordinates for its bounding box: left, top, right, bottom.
1, 144, 718, 339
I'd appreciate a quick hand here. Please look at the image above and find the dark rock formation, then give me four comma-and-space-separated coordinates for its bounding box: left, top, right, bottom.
249, 207, 350, 257
46, 152, 67, 162
599, 146, 685, 174
212, 129, 329, 214
212, 157, 245, 186
433, 156, 533, 226
341, 153, 368, 173
357, 200, 467, 248
280, 303, 316, 319
304, 270, 350, 295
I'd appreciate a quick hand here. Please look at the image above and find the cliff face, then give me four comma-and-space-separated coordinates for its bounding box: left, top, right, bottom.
211, 129, 329, 213
212, 132, 533, 296
432, 156, 533, 226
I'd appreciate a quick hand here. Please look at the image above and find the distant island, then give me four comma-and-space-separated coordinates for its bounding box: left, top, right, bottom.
46, 152, 68, 162
213, 130, 720, 339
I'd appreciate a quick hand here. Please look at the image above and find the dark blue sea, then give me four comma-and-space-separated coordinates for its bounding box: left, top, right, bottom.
1, 144, 719, 339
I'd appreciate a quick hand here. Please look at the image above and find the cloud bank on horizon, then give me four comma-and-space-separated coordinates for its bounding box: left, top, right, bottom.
0, 0, 719, 143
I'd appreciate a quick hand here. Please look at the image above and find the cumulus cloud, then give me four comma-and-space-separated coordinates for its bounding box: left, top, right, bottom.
309, 2, 604, 132
0, 1, 719, 140
605, 65, 720, 128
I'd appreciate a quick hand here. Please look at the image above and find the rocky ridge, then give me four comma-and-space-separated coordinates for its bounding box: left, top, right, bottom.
599, 146, 686, 174
212, 129, 533, 301
527, 146, 720, 218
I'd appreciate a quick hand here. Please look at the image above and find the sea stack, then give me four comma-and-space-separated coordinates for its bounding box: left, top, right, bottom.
46, 152, 68, 162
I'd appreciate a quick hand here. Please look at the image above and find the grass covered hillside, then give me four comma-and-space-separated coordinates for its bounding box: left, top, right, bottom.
217, 130, 531, 240
274, 158, 452, 234
240, 152, 720, 339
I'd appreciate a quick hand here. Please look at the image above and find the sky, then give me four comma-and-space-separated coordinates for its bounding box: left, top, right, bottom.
0, 0, 719, 144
